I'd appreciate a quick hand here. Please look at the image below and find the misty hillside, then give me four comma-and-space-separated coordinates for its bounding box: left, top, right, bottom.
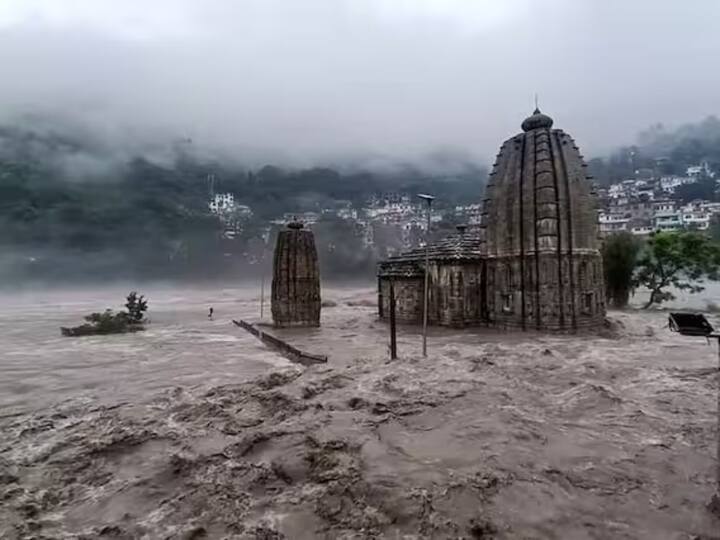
1, 115, 719, 286
0, 123, 485, 285
587, 115, 720, 185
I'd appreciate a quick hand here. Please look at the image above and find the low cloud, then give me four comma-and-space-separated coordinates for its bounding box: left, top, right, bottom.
0, 0, 718, 165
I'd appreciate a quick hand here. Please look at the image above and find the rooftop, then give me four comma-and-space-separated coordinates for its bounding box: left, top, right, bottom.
379, 225, 483, 274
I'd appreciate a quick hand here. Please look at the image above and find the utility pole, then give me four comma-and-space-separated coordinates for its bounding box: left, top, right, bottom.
260, 275, 265, 320
260, 238, 269, 321
667, 313, 720, 516
417, 194, 435, 357
389, 280, 397, 360
712, 338, 720, 516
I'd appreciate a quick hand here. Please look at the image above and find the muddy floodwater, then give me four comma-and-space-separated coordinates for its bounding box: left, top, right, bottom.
0, 285, 718, 539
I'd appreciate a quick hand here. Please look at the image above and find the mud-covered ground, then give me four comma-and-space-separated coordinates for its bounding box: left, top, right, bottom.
0, 286, 718, 539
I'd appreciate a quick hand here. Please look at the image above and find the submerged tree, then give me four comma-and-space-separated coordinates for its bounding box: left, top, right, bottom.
62, 291, 149, 336
125, 291, 149, 323
601, 232, 640, 308
633, 231, 720, 309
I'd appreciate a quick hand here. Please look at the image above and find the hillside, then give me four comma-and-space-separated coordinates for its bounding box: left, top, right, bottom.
0, 124, 485, 284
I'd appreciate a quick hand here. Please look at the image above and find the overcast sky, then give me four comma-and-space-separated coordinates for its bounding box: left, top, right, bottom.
0, 0, 718, 166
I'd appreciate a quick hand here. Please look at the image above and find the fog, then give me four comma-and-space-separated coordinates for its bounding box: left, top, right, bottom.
1, 0, 718, 166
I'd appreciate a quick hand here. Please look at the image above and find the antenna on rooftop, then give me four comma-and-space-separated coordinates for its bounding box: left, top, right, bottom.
534, 93, 539, 112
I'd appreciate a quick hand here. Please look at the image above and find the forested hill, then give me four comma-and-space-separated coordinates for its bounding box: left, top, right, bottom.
2, 114, 719, 285
0, 124, 486, 285
587, 115, 720, 185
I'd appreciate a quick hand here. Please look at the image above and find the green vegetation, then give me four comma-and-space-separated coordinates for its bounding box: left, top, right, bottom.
0, 124, 485, 283
601, 232, 641, 308
633, 231, 720, 309
61, 291, 149, 336
588, 116, 720, 186
125, 291, 148, 323
3, 114, 720, 285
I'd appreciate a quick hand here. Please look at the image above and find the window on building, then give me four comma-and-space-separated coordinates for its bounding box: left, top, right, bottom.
583, 292, 593, 314
502, 294, 513, 313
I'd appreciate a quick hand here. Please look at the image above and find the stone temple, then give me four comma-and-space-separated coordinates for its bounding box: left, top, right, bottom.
377, 109, 606, 331
271, 222, 321, 328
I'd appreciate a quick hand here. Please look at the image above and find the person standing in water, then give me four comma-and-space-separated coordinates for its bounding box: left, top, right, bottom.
208, 307, 214, 320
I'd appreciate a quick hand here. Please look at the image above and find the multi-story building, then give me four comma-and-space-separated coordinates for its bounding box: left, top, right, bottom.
687, 161, 714, 178
652, 199, 676, 214
700, 201, 720, 215
208, 193, 253, 239
337, 207, 358, 220
599, 212, 631, 234
278, 212, 319, 225
455, 203, 484, 225
209, 193, 235, 213
678, 202, 711, 230
653, 210, 683, 231
659, 176, 694, 194
630, 225, 653, 236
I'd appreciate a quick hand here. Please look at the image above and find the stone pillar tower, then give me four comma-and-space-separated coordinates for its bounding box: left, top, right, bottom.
271, 222, 321, 327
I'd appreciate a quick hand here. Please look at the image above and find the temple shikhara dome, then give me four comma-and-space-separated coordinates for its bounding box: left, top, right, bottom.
377, 108, 605, 331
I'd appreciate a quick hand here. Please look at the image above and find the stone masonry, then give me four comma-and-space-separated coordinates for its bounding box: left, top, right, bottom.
271, 222, 321, 328
378, 109, 606, 332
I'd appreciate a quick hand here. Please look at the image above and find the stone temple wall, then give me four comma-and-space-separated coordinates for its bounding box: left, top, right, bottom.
478, 110, 606, 331
379, 277, 423, 324
271, 224, 321, 328
430, 263, 485, 326
485, 252, 605, 331
378, 261, 485, 328
376, 110, 606, 333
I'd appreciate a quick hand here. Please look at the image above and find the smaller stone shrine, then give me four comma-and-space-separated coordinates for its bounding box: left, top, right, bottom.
271, 222, 321, 327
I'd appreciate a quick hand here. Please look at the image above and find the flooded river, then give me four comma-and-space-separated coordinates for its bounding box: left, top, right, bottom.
0, 284, 718, 538
0, 286, 290, 416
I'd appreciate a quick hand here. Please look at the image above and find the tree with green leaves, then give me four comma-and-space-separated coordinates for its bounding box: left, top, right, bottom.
601, 232, 640, 308
633, 231, 720, 309
125, 291, 149, 323
61, 291, 149, 336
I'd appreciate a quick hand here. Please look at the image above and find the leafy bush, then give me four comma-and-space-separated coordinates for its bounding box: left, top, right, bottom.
61, 292, 148, 336
125, 291, 148, 323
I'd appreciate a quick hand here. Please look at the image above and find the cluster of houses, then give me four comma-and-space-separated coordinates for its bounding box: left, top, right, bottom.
597, 163, 719, 236
208, 160, 720, 248
208, 192, 254, 239
209, 191, 448, 251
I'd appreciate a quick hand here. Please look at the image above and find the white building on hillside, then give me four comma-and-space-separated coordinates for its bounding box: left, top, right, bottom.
653, 211, 683, 231
653, 199, 676, 213
630, 225, 653, 236
455, 203, 484, 225
678, 202, 711, 230
687, 162, 714, 178
659, 176, 695, 193
599, 212, 630, 234
209, 193, 235, 213
701, 201, 720, 215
